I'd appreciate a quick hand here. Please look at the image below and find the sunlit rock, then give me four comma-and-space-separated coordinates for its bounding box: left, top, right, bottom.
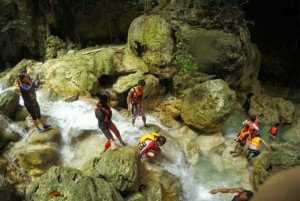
181, 79, 236, 131
26, 166, 122, 201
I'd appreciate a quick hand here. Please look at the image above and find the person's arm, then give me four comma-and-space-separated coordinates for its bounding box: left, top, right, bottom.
262, 139, 269, 147
19, 82, 36, 92
140, 140, 156, 155
127, 89, 133, 111
210, 187, 245, 194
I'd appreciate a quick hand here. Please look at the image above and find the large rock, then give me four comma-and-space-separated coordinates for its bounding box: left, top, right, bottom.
248, 94, 295, 124
139, 162, 181, 201
26, 125, 61, 145
12, 143, 59, 174
128, 15, 174, 67
0, 114, 22, 149
176, 24, 253, 89
181, 79, 236, 131
26, 166, 123, 201
284, 105, 300, 141
154, 97, 182, 128
195, 133, 225, 154
251, 141, 300, 190
82, 147, 140, 192
0, 175, 19, 201
0, 88, 19, 119
45, 35, 67, 59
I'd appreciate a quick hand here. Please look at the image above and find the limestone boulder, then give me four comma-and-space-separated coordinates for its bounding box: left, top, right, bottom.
45, 35, 67, 59
195, 133, 225, 154
0, 88, 19, 119
139, 162, 181, 201
67, 128, 98, 144
26, 166, 123, 201
26, 125, 60, 145
128, 15, 174, 67
176, 24, 253, 89
82, 147, 140, 192
251, 141, 300, 190
0, 114, 22, 149
284, 105, 300, 141
11, 142, 59, 174
154, 97, 182, 128
248, 95, 295, 124
181, 79, 236, 131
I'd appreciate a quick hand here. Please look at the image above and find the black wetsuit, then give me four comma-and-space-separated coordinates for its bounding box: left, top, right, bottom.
19, 81, 41, 120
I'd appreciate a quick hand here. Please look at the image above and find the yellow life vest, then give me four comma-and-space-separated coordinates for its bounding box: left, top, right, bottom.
139, 133, 160, 144
250, 137, 262, 149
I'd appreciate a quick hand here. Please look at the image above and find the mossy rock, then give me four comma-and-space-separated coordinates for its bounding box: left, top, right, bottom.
181, 79, 236, 131
82, 147, 140, 192
26, 125, 60, 145
26, 166, 123, 201
128, 15, 174, 67
0, 88, 19, 119
0, 175, 19, 201
0, 114, 22, 149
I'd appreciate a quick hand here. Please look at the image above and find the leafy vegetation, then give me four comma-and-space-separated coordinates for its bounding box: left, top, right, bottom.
172, 42, 198, 73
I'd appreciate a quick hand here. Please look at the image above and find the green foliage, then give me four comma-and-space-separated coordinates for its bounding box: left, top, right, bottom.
172, 42, 198, 73
1, 20, 25, 33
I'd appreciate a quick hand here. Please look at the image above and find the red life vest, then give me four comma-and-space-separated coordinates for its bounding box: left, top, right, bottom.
270, 126, 278, 136
131, 86, 143, 104
95, 102, 112, 123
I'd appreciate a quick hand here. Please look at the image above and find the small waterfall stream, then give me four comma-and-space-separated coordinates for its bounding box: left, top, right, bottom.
0, 79, 251, 201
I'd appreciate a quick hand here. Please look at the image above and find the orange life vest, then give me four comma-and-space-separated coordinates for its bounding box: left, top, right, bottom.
131, 86, 143, 104
238, 128, 250, 142
250, 137, 262, 149
270, 126, 278, 136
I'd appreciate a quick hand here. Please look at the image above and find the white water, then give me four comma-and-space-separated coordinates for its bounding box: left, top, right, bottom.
0, 77, 248, 200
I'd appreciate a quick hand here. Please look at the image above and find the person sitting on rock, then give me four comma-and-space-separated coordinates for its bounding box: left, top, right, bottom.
230, 125, 251, 157
95, 91, 126, 152
127, 79, 149, 127
246, 134, 269, 162
18, 74, 51, 134
138, 132, 166, 157
209, 187, 253, 201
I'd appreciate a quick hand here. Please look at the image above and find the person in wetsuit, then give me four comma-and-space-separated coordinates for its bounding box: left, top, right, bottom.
18, 74, 51, 133
210, 187, 253, 201
95, 91, 126, 152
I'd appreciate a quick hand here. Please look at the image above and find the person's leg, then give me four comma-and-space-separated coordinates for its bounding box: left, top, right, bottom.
131, 104, 137, 126
25, 101, 42, 133
109, 122, 126, 146
35, 101, 51, 129
100, 127, 117, 150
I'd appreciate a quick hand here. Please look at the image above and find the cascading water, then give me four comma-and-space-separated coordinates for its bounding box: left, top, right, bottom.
34, 91, 251, 201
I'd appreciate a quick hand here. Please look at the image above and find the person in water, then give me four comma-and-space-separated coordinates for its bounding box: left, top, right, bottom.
18, 73, 51, 134
95, 91, 126, 151
209, 187, 253, 201
127, 79, 149, 127
138, 132, 166, 157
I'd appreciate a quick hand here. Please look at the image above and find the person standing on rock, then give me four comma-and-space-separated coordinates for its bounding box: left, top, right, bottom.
127, 79, 149, 127
243, 115, 259, 137
230, 125, 251, 157
209, 187, 253, 201
18, 73, 51, 134
95, 91, 126, 152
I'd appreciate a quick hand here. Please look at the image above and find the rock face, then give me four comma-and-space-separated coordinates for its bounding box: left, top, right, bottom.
0, 114, 22, 149
251, 141, 300, 190
248, 95, 295, 123
181, 79, 236, 131
45, 35, 67, 59
82, 147, 140, 192
0, 175, 19, 201
0, 88, 19, 119
128, 15, 174, 67
26, 166, 123, 201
